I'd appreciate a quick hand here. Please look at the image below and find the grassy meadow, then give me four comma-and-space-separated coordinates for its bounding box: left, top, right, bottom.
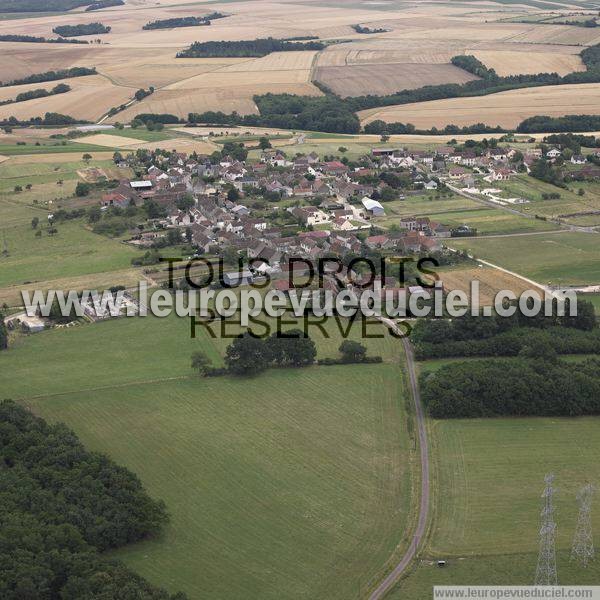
447, 232, 600, 286
390, 416, 600, 598
1, 314, 415, 599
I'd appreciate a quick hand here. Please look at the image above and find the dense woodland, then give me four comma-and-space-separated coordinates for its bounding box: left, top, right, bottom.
53, 22, 111, 37
143, 13, 226, 29
177, 37, 325, 58
412, 301, 597, 359
0, 67, 96, 88
517, 114, 600, 133
0, 400, 186, 598
422, 354, 600, 418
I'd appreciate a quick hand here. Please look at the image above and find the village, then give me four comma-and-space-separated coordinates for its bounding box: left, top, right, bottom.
95, 135, 600, 277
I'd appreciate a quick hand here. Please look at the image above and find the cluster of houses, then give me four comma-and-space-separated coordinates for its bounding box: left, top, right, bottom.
99, 146, 457, 268
97, 138, 600, 275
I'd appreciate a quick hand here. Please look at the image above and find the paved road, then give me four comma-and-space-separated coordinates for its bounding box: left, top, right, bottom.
369, 337, 430, 600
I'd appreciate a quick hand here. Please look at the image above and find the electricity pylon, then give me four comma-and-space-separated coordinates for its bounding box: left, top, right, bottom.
571, 484, 595, 567
535, 474, 558, 586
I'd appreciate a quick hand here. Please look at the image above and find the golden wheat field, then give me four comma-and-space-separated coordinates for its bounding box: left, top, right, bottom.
314, 63, 477, 97
0, 0, 599, 125
359, 83, 600, 129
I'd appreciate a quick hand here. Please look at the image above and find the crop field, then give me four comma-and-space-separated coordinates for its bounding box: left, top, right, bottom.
314, 63, 477, 97
390, 416, 600, 598
447, 231, 600, 286
359, 83, 600, 129
0, 313, 415, 599
0, 74, 134, 122
0, 0, 598, 125
471, 49, 585, 76
437, 266, 544, 306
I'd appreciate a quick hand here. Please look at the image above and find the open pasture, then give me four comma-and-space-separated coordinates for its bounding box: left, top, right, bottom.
359, 83, 600, 129
0, 310, 414, 599
390, 415, 600, 599
447, 231, 600, 286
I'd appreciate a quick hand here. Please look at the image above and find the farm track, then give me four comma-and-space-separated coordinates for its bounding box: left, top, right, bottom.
369, 336, 430, 600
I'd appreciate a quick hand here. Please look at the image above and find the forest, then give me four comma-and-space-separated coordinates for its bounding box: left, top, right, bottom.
422, 354, 600, 418
53, 22, 111, 37
143, 16, 211, 30
412, 302, 597, 359
0, 400, 187, 598
177, 37, 325, 58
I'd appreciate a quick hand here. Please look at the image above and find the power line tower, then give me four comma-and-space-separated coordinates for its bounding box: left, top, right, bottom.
571, 484, 595, 567
535, 474, 558, 586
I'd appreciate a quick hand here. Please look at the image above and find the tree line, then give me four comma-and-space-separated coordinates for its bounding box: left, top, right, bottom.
176, 37, 325, 58
0, 400, 187, 598
86, 0, 124, 10
53, 22, 111, 37
0, 34, 88, 44
0, 67, 96, 88
422, 353, 600, 418
0, 84, 70, 108
192, 332, 379, 377
143, 14, 226, 30
518, 114, 600, 133
0, 0, 94, 10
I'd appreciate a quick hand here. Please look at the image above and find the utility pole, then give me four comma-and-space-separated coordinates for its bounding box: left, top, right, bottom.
571, 484, 595, 567
535, 474, 558, 586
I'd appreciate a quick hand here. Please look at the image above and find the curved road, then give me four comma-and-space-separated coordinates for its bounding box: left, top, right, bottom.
369, 337, 430, 600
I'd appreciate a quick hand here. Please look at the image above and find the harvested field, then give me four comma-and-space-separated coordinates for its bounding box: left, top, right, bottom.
471, 49, 585, 76
359, 83, 600, 129
314, 63, 477, 97
131, 139, 219, 154
78, 134, 146, 148
438, 266, 544, 306
0, 75, 133, 122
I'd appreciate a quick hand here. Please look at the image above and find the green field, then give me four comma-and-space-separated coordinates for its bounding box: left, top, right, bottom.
447, 232, 600, 286
0, 142, 113, 155
495, 175, 600, 227
1, 315, 415, 599
0, 217, 140, 289
391, 416, 600, 598
422, 207, 558, 235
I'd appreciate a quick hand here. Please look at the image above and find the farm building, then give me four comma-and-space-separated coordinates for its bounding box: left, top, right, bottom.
361, 197, 385, 217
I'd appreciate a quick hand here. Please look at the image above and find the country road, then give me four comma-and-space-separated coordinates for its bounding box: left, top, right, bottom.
369, 337, 430, 600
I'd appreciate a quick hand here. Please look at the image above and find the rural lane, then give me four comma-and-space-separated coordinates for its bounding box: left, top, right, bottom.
369, 336, 430, 600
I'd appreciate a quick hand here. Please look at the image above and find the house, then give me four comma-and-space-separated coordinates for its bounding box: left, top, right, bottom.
424, 180, 438, 190
222, 270, 253, 287
546, 148, 561, 159
101, 191, 129, 208
361, 197, 385, 217
571, 155, 586, 165
491, 168, 512, 181
129, 180, 153, 190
